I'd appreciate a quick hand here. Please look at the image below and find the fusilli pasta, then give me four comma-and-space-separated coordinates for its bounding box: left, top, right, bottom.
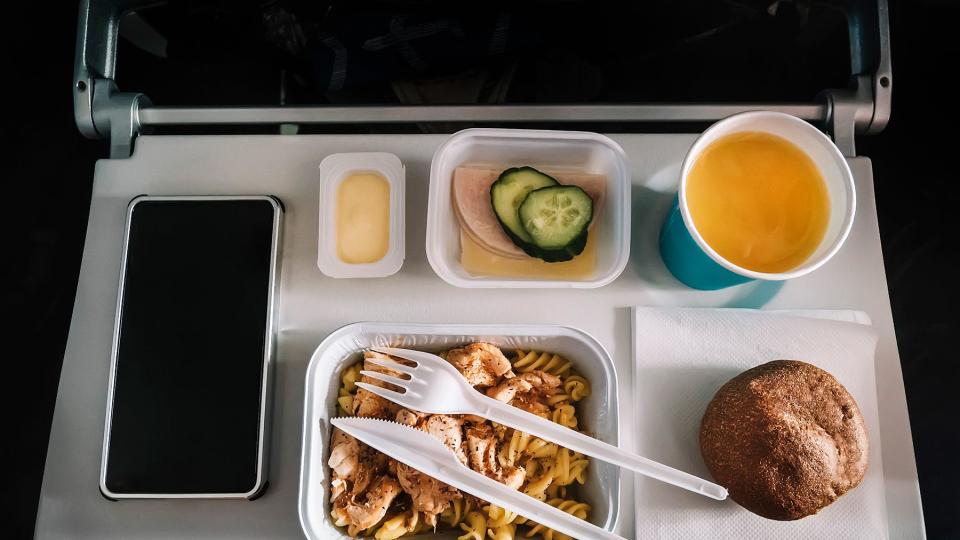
551, 404, 578, 429
374, 510, 418, 540
484, 504, 519, 527
516, 499, 591, 540
442, 497, 474, 527
552, 448, 589, 486
562, 375, 590, 401
457, 511, 487, 540
513, 351, 572, 377
487, 523, 517, 540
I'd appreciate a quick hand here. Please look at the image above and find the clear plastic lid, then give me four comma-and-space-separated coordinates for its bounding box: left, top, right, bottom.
426, 128, 631, 288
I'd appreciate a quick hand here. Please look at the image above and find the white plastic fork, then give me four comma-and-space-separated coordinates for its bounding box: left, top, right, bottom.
358, 347, 728, 501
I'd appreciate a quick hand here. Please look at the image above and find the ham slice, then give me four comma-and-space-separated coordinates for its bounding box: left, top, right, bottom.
452, 167, 606, 259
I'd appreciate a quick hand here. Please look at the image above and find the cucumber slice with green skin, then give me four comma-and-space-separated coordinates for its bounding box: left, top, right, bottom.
518, 185, 593, 260
530, 229, 589, 263
490, 167, 559, 247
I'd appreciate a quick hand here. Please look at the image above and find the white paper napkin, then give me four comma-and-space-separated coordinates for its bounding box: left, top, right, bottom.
632, 307, 888, 540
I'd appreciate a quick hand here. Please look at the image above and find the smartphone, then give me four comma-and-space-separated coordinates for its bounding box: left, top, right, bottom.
101, 195, 282, 499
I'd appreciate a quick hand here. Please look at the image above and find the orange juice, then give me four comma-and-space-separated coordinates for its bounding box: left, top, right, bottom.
686, 131, 830, 273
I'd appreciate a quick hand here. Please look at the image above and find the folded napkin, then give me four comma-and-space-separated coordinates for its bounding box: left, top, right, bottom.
632, 307, 888, 540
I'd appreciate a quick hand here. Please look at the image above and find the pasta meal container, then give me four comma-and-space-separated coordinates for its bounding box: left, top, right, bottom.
299, 323, 621, 540
426, 128, 632, 288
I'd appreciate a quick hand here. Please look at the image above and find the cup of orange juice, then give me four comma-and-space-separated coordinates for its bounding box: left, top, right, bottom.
659, 111, 856, 290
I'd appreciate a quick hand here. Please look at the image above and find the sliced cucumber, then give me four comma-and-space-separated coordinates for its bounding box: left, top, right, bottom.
530, 231, 588, 263
490, 167, 559, 247
518, 185, 593, 261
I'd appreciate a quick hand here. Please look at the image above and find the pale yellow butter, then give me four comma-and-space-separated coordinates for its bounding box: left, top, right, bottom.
336, 172, 390, 264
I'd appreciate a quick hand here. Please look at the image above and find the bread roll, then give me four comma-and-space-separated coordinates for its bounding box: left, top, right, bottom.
699, 360, 868, 520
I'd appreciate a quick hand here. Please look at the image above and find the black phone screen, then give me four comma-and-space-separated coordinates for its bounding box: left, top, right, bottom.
103, 197, 279, 496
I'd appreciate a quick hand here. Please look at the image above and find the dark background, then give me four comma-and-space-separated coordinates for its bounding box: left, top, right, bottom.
6, 0, 958, 538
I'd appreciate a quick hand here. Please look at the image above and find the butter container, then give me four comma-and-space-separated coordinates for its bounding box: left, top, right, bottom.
318, 152, 405, 278
299, 322, 621, 540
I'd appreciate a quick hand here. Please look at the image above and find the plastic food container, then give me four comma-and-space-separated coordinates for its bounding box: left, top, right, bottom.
318, 152, 405, 278
299, 323, 621, 540
426, 128, 631, 288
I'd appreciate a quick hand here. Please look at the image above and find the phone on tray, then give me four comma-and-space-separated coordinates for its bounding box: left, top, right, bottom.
100, 195, 282, 499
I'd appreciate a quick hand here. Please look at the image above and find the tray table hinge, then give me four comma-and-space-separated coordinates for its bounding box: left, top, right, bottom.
74, 0, 155, 158
820, 74, 876, 158
821, 0, 893, 158
85, 78, 151, 158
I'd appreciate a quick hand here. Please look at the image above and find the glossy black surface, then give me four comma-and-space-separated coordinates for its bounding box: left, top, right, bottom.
105, 199, 275, 495
115, 1, 851, 106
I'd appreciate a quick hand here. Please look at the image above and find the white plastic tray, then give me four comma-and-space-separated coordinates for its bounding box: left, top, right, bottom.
36, 134, 923, 540
298, 323, 621, 540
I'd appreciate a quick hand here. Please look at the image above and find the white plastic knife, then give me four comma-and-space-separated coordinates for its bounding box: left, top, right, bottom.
330, 417, 625, 540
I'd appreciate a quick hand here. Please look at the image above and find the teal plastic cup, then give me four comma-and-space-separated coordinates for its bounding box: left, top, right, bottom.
659, 111, 857, 290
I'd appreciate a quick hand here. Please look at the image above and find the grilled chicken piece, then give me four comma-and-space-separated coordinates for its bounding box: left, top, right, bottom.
331, 477, 348, 500
471, 371, 560, 414
446, 343, 514, 387
397, 464, 461, 528
352, 351, 407, 419
349, 444, 389, 498
395, 412, 469, 465
499, 466, 526, 490
492, 422, 509, 442
395, 408, 426, 427
424, 414, 469, 465
465, 423, 525, 489
486, 370, 562, 421
331, 441, 399, 531
486, 377, 534, 402
352, 387, 387, 418
337, 475, 403, 531
518, 370, 562, 395
328, 428, 360, 479
512, 399, 551, 417
394, 414, 467, 527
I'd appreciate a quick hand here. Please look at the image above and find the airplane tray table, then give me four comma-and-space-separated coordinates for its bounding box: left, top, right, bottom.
36, 133, 924, 539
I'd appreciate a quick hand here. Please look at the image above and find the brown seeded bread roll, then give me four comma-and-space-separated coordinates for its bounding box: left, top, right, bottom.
699, 360, 868, 520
